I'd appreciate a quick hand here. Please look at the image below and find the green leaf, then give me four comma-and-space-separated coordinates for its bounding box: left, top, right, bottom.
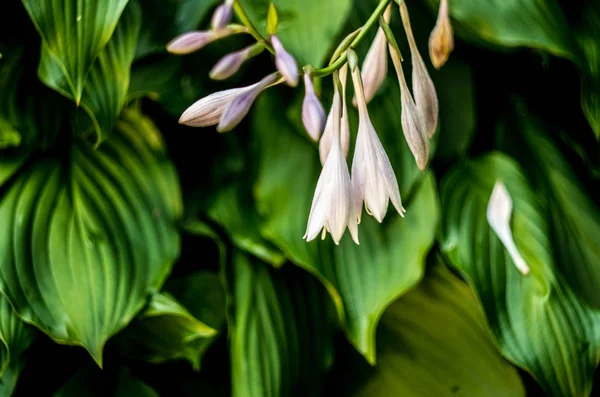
119, 272, 225, 370
229, 250, 335, 397
424, 0, 579, 61
55, 367, 159, 397
440, 153, 600, 396
349, 261, 525, 396
251, 91, 439, 362
23, 0, 130, 103
238, 0, 353, 66
0, 109, 182, 365
38, 3, 141, 144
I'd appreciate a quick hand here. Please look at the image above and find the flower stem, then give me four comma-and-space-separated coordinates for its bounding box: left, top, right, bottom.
313, 0, 392, 77
233, 1, 275, 55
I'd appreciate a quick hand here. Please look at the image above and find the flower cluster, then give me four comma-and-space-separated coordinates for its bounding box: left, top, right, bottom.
167, 0, 454, 245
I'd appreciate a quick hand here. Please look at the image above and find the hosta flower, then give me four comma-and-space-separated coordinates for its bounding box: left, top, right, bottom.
400, 2, 439, 138
429, 0, 454, 69
166, 26, 247, 54
389, 45, 429, 171
349, 50, 405, 223
210, 43, 263, 80
353, 4, 392, 105
302, 72, 327, 141
305, 78, 358, 245
211, 0, 234, 30
320, 64, 350, 164
179, 73, 280, 130
271, 36, 299, 87
486, 181, 530, 275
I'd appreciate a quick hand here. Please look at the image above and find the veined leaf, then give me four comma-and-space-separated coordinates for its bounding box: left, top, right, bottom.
238, 0, 353, 66
229, 250, 335, 397
23, 0, 130, 103
55, 367, 159, 397
119, 272, 226, 370
349, 260, 525, 397
0, 109, 182, 365
252, 91, 439, 362
440, 153, 600, 396
38, 2, 141, 144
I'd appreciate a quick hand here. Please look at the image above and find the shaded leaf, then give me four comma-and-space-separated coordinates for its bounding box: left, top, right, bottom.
38, 3, 141, 144
55, 367, 158, 397
440, 153, 600, 396
251, 91, 439, 362
350, 260, 524, 397
23, 0, 130, 103
0, 109, 182, 365
229, 250, 335, 397
238, 0, 353, 65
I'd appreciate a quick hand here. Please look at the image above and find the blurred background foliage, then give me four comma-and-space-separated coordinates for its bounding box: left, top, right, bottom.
1, 0, 600, 396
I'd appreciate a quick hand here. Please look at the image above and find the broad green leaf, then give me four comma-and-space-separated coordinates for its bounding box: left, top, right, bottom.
575, 2, 600, 139
208, 180, 286, 267
498, 115, 600, 308
251, 91, 439, 362
238, 0, 353, 66
23, 0, 130, 103
119, 272, 225, 370
350, 261, 525, 397
440, 153, 600, 396
38, 3, 141, 144
55, 367, 159, 397
229, 250, 335, 397
0, 109, 182, 365
424, 0, 579, 61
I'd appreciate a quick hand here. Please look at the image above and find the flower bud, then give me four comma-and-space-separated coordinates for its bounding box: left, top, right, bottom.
400, 2, 439, 138
429, 0, 454, 70
210, 43, 263, 80
217, 73, 281, 132
320, 64, 350, 164
302, 73, 327, 141
211, 1, 233, 30
271, 35, 299, 87
179, 87, 251, 127
167, 26, 246, 55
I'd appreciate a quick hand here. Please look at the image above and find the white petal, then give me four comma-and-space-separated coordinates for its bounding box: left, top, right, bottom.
486, 181, 530, 275
179, 87, 250, 127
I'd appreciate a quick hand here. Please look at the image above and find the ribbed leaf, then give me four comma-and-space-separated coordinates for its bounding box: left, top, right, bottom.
0, 109, 182, 365
55, 367, 159, 397
423, 0, 579, 61
23, 0, 130, 103
350, 261, 524, 397
239, 0, 353, 66
119, 272, 225, 370
229, 250, 335, 397
252, 91, 439, 362
38, 3, 140, 144
440, 153, 600, 396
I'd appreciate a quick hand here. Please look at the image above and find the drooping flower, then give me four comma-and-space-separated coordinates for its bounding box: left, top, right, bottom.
210, 43, 263, 80
389, 45, 429, 171
304, 74, 358, 245
179, 73, 281, 131
211, 0, 234, 30
353, 4, 392, 105
320, 64, 350, 164
302, 72, 327, 141
399, 2, 439, 138
166, 26, 247, 55
271, 35, 299, 87
348, 49, 405, 223
486, 181, 530, 275
429, 0, 454, 69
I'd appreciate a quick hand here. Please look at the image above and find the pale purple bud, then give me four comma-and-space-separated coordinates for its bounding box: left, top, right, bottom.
302, 73, 327, 141
166, 26, 247, 55
179, 87, 252, 127
210, 44, 256, 80
271, 36, 299, 87
217, 73, 280, 132
389, 45, 429, 171
400, 2, 439, 138
320, 64, 350, 164
211, 2, 233, 30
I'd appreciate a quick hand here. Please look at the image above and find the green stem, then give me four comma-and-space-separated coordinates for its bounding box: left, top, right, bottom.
313, 0, 392, 77
233, 1, 275, 55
